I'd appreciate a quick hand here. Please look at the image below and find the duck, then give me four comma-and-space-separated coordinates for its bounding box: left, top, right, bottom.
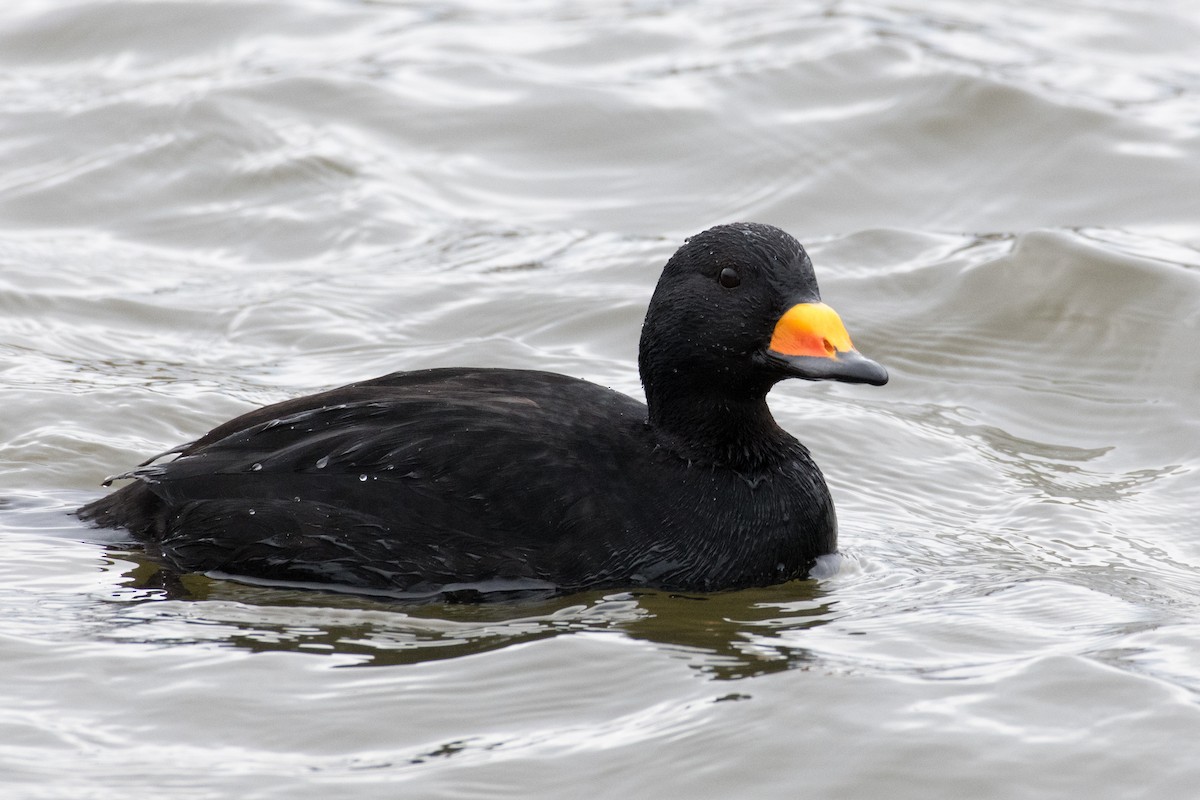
78, 222, 887, 598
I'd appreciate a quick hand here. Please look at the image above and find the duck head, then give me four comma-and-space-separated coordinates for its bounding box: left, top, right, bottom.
638, 222, 888, 423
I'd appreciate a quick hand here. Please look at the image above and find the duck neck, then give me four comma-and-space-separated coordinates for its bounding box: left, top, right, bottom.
644, 381, 797, 472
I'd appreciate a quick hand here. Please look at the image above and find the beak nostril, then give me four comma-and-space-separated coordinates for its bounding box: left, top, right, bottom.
823, 338, 836, 357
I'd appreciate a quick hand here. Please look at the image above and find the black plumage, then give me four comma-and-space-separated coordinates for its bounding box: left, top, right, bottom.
78, 223, 887, 597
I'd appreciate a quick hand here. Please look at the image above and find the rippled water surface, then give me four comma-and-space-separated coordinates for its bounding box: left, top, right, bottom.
3, 0, 1200, 797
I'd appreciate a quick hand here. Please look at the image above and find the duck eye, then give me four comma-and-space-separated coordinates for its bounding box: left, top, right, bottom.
718, 267, 741, 289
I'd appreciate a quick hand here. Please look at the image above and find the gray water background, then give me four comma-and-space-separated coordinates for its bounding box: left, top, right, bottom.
2, 0, 1200, 797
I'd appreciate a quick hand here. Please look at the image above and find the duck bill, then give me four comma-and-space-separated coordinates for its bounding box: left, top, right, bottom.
765, 302, 889, 386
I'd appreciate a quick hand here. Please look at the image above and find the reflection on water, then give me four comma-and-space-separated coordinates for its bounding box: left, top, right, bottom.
110, 551, 831, 679
936, 413, 1181, 506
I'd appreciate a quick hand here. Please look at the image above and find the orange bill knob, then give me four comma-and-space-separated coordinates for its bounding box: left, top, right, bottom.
769, 302, 855, 358
766, 302, 888, 385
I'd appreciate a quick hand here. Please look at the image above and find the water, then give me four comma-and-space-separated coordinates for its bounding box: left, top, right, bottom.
3, 0, 1200, 797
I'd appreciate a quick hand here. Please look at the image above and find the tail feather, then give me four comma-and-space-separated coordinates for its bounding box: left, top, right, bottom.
76, 480, 167, 541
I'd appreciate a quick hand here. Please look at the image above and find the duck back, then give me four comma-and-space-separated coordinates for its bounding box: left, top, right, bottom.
80, 367, 835, 593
